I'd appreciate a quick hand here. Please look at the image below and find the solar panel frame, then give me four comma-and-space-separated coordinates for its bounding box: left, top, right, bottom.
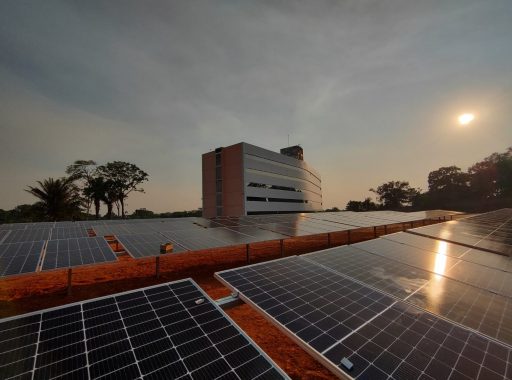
42, 237, 118, 271
0, 278, 288, 380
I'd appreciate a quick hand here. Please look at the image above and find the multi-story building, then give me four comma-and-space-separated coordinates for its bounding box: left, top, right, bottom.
202, 142, 322, 217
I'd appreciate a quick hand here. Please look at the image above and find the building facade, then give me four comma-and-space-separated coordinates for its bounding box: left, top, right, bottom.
202, 142, 322, 217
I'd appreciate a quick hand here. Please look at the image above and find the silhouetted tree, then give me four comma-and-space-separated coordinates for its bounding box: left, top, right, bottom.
25, 177, 81, 221
66, 160, 97, 216
424, 166, 470, 208
345, 197, 378, 211
370, 181, 420, 209
468, 147, 512, 203
97, 161, 148, 218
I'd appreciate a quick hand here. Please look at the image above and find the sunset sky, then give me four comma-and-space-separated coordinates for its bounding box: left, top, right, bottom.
1, 0, 511, 213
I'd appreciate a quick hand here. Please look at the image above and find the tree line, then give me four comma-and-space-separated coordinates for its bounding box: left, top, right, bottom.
1, 160, 149, 222
345, 146, 512, 212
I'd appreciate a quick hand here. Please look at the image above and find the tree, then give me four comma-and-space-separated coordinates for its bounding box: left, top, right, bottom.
97, 161, 148, 218
345, 197, 378, 211
83, 176, 116, 219
426, 166, 470, 208
25, 177, 81, 221
468, 147, 512, 201
66, 160, 97, 217
428, 166, 469, 193
370, 181, 420, 209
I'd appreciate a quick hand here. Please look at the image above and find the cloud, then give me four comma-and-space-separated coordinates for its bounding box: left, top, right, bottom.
1, 0, 511, 212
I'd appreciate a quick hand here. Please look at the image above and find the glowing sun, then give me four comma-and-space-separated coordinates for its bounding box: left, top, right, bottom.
458, 113, 475, 125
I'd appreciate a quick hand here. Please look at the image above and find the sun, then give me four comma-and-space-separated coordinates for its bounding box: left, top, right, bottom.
458, 113, 475, 125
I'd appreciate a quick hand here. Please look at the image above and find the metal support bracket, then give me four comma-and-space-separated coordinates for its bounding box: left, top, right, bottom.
216, 292, 243, 309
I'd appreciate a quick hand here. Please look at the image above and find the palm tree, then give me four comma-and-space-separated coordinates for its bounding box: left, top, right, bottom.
25, 177, 81, 221
83, 177, 107, 219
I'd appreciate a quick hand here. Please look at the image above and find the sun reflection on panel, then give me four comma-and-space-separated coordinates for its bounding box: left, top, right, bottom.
425, 241, 448, 314
434, 241, 447, 277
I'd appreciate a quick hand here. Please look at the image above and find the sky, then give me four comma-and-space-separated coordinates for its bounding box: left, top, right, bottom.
1, 0, 511, 213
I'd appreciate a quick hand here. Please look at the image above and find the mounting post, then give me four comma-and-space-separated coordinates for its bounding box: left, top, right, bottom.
402, 223, 406, 232
67, 268, 72, 296
280, 239, 285, 257
246, 244, 250, 264
347, 230, 351, 245
384, 225, 387, 234
155, 256, 160, 279
373, 226, 377, 238
327, 233, 331, 248
410, 221, 414, 228
423, 219, 426, 226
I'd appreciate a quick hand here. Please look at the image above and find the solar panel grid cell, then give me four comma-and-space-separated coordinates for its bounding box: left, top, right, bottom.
0, 279, 287, 380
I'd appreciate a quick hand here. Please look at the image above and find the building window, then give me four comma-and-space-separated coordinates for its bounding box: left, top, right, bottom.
246, 196, 310, 204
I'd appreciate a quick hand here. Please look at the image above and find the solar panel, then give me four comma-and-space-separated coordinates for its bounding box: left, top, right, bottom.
307, 245, 431, 299
92, 224, 132, 236
50, 227, 90, 240
409, 214, 512, 256
0, 240, 44, 277
0, 230, 10, 244
161, 229, 232, 251
356, 235, 512, 297
216, 257, 512, 380
305, 246, 512, 345
42, 237, 118, 270
0, 279, 287, 379
2, 228, 51, 244
224, 226, 288, 241
116, 233, 188, 258
385, 232, 512, 273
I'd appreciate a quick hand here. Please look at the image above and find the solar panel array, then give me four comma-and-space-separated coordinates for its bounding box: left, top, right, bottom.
408, 208, 512, 256
0, 279, 287, 379
216, 209, 512, 379
0, 210, 460, 271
